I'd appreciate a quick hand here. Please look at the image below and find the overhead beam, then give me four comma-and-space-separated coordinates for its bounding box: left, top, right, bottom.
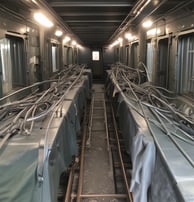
64, 20, 122, 23
59, 12, 127, 17
50, 2, 133, 7
71, 26, 117, 29
72, 28, 117, 31
72, 30, 116, 33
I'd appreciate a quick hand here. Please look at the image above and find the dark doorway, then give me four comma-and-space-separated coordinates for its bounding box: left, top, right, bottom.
91, 49, 104, 82
130, 42, 139, 68
157, 38, 169, 88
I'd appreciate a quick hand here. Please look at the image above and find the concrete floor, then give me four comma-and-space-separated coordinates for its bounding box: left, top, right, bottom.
82, 84, 116, 202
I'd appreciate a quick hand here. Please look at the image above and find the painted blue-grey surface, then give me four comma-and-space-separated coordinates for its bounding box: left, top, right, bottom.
0, 75, 90, 202
108, 72, 194, 202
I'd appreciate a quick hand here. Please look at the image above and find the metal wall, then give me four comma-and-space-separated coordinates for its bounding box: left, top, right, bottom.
111, 8, 194, 99
0, 9, 80, 97
0, 12, 39, 96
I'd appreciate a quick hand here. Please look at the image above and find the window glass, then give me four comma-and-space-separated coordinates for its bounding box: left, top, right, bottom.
125, 45, 129, 65
158, 38, 169, 88
51, 44, 59, 72
0, 39, 10, 82
131, 42, 139, 68
177, 34, 194, 97
146, 42, 153, 81
52, 45, 57, 72
63, 46, 68, 65
9, 37, 26, 87
68, 47, 73, 64
0, 36, 26, 95
92, 51, 99, 61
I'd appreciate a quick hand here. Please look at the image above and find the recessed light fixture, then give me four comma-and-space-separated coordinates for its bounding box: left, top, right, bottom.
125, 32, 136, 41
34, 12, 53, 28
142, 20, 153, 28
55, 30, 63, 37
147, 28, 160, 36
118, 37, 123, 42
72, 40, 77, 46
63, 36, 71, 43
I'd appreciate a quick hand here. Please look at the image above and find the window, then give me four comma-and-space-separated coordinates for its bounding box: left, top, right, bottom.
0, 39, 10, 83
120, 47, 124, 63
51, 44, 59, 72
115, 48, 119, 62
146, 41, 154, 81
130, 42, 139, 68
74, 48, 78, 64
0, 49, 2, 96
92, 51, 99, 61
0, 36, 26, 95
63, 46, 68, 65
9, 36, 26, 87
177, 34, 194, 97
157, 38, 169, 88
125, 45, 129, 65
67, 47, 73, 64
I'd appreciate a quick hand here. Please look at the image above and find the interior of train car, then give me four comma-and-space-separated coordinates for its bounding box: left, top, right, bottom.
0, 0, 194, 202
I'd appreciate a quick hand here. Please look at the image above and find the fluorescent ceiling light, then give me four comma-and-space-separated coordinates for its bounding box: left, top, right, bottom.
142, 20, 153, 28
63, 36, 71, 43
125, 32, 136, 41
125, 33, 132, 39
72, 40, 77, 46
118, 37, 123, 42
110, 40, 119, 48
147, 28, 161, 36
20, 27, 30, 34
118, 37, 123, 46
55, 30, 63, 37
34, 13, 53, 28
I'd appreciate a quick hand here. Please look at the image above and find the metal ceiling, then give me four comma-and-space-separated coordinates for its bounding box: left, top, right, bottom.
45, 0, 138, 47
0, 0, 194, 48
44, 0, 194, 48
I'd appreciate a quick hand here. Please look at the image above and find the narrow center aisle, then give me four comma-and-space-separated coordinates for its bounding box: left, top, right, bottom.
82, 84, 115, 202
